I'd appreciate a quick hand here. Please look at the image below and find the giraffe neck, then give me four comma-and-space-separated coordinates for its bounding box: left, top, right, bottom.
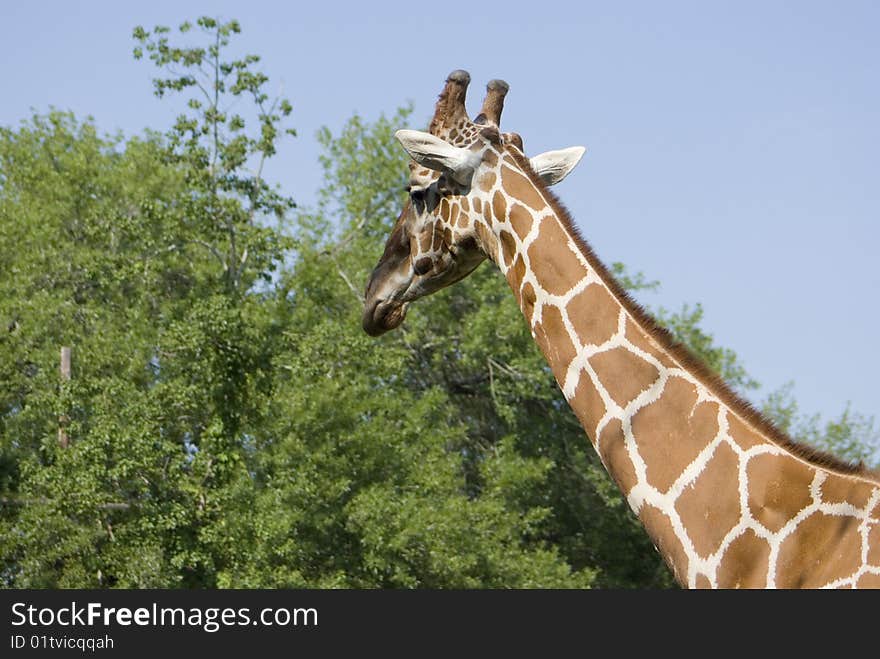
478, 149, 880, 588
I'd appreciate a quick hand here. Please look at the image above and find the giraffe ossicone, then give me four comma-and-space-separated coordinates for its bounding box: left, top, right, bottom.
362, 70, 880, 588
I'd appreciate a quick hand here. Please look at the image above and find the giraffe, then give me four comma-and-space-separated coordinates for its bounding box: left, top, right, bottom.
361, 70, 880, 589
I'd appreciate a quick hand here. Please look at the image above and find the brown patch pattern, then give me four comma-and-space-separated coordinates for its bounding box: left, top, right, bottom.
492, 190, 507, 228
501, 161, 546, 211
534, 305, 577, 371
566, 284, 619, 347
857, 573, 880, 588
520, 282, 536, 325
775, 512, 862, 588
508, 256, 526, 301
448, 203, 459, 228
746, 453, 815, 533
640, 504, 690, 584
625, 319, 678, 369
716, 529, 770, 588
598, 418, 637, 492
508, 203, 532, 241
498, 230, 516, 269
570, 375, 608, 441
675, 442, 740, 557
479, 171, 496, 192
867, 522, 880, 565
695, 575, 712, 589
589, 347, 659, 410
631, 377, 705, 492
820, 476, 875, 509
527, 218, 587, 296
727, 415, 765, 451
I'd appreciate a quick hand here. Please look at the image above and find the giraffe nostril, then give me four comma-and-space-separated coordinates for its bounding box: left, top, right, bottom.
413, 257, 433, 276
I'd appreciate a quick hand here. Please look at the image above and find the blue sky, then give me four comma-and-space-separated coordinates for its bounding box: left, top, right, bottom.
2, 1, 878, 427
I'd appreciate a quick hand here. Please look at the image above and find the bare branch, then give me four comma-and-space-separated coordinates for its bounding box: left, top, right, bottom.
333, 261, 364, 303
190, 240, 228, 271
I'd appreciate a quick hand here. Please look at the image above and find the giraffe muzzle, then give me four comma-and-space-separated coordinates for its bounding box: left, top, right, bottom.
362, 298, 408, 336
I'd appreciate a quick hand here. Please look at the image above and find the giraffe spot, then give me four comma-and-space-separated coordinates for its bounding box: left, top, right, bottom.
480, 171, 496, 192
727, 414, 765, 451
431, 226, 444, 251
589, 347, 659, 411
819, 475, 876, 510
867, 521, 880, 566
569, 372, 607, 438
631, 376, 714, 493
482, 148, 498, 168
460, 198, 469, 213
775, 511, 862, 588
419, 229, 433, 253
716, 528, 770, 588
675, 441, 740, 558
443, 227, 453, 246
745, 453, 815, 534
474, 223, 495, 258
597, 418, 637, 491
527, 217, 588, 296
625, 319, 678, 369
448, 203, 459, 228
566, 283, 619, 347
493, 190, 507, 227
501, 161, 546, 211
533, 305, 577, 373
508, 202, 532, 241
483, 199, 494, 225
473, 197, 482, 214
497, 230, 516, 269
521, 282, 537, 325
856, 572, 880, 588
694, 574, 712, 589
508, 255, 527, 301
639, 503, 690, 585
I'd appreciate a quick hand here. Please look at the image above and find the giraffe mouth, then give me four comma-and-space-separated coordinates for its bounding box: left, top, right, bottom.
362, 298, 409, 336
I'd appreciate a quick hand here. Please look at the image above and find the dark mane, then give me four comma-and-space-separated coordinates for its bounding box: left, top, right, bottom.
504, 146, 877, 482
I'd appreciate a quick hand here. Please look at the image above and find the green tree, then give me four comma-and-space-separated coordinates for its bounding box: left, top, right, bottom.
762, 383, 879, 466
132, 16, 296, 293
0, 16, 295, 587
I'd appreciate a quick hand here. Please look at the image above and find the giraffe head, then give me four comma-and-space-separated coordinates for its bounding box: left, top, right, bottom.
362, 70, 585, 336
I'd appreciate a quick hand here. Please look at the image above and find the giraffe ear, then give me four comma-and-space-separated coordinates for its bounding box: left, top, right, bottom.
394, 129, 479, 185
529, 146, 586, 186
